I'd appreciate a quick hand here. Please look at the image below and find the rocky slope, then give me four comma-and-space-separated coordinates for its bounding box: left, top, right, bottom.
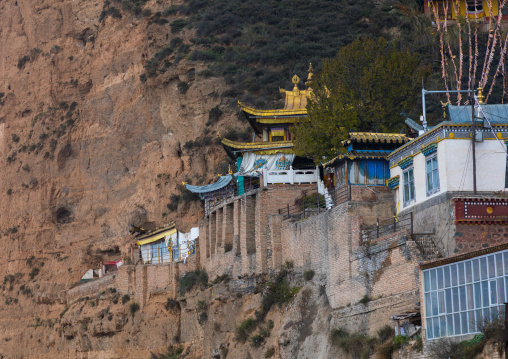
0, 0, 241, 353
0, 0, 233, 281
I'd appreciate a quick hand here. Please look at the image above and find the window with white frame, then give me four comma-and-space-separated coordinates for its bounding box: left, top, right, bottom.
426, 155, 440, 196
423, 250, 508, 340
403, 167, 415, 205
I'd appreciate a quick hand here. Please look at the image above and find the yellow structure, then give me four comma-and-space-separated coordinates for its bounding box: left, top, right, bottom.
425, 0, 505, 20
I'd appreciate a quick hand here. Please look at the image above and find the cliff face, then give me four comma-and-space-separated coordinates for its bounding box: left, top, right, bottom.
0, 0, 236, 351
0, 0, 231, 280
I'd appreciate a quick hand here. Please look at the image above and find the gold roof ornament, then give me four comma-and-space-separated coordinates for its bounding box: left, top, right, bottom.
305, 63, 314, 88
228, 164, 233, 175
181, 181, 187, 185
238, 70, 313, 119
477, 86, 485, 104
292, 75, 300, 90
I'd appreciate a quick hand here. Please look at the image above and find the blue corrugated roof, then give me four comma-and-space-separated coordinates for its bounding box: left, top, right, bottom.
186, 175, 232, 194
448, 104, 508, 123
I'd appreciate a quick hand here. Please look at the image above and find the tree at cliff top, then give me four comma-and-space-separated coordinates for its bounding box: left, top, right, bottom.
292, 38, 430, 162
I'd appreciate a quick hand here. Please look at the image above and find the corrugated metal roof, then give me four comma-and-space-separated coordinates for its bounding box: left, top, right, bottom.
186, 175, 232, 194
449, 104, 508, 123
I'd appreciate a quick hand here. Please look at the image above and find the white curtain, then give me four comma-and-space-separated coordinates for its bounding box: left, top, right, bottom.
239, 153, 295, 177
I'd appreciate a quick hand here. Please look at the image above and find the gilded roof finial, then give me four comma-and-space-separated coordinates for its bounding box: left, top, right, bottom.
305, 63, 314, 88
228, 164, 233, 175
477, 86, 485, 104
292, 75, 300, 91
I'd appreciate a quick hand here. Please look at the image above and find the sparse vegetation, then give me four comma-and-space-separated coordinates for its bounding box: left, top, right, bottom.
211, 274, 231, 284
170, 19, 187, 33
177, 81, 190, 94
122, 294, 131, 304
330, 327, 377, 359
179, 269, 208, 295
197, 300, 208, 324
166, 298, 180, 311
303, 269, 315, 281
260, 269, 300, 317
359, 294, 372, 305
265, 347, 275, 358
150, 344, 184, 359
235, 318, 257, 343
28, 267, 40, 279
130, 302, 140, 316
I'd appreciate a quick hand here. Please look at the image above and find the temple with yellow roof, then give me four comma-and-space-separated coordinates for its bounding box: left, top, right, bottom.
217, 65, 318, 193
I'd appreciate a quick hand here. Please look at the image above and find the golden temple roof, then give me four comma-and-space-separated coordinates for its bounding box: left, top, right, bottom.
238, 66, 313, 118
219, 134, 293, 150
342, 132, 411, 145
324, 151, 391, 167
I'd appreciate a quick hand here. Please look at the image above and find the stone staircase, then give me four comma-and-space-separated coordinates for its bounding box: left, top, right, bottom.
412, 234, 441, 261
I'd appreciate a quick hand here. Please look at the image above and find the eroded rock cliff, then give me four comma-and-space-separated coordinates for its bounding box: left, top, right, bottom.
0, 0, 241, 354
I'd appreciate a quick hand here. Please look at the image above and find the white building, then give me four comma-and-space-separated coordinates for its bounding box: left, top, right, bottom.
135, 223, 198, 264
388, 103, 508, 212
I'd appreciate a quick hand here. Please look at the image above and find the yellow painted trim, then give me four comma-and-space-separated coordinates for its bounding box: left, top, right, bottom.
220, 135, 294, 150
239, 101, 307, 116
136, 228, 177, 246
449, 132, 454, 138
389, 122, 508, 158
256, 118, 301, 124
255, 149, 295, 155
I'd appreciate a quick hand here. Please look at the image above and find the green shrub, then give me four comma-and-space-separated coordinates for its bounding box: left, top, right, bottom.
212, 274, 231, 284
177, 81, 190, 94
224, 243, 233, 253
179, 269, 208, 295
165, 298, 180, 311
235, 318, 256, 342
393, 334, 410, 348
122, 294, 130, 304
170, 19, 187, 33
151, 344, 184, 359
130, 302, 140, 316
303, 269, 315, 281
330, 327, 377, 359
250, 333, 265, 347
6, 188, 11, 195
207, 105, 222, 125
17, 55, 30, 69
89, 300, 96, 307
29, 267, 40, 279
359, 294, 372, 305
261, 269, 300, 317
11, 134, 20, 143
265, 347, 275, 358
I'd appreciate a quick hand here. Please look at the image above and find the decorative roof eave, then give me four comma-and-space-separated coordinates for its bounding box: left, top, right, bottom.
238, 101, 307, 117
387, 176, 400, 190
388, 121, 508, 161
342, 132, 411, 146
136, 222, 177, 246
219, 134, 294, 151
421, 142, 438, 156
324, 151, 390, 167
397, 156, 414, 169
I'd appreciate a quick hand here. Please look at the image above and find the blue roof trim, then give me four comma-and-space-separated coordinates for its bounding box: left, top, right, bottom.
449, 104, 508, 123
186, 175, 233, 194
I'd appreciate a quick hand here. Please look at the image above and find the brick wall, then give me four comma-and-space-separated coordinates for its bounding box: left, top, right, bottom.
199, 184, 318, 279
66, 255, 198, 308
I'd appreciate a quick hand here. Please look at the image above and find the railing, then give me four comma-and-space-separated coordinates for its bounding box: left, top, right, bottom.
205, 177, 260, 215
361, 212, 413, 242
263, 166, 319, 185
277, 184, 351, 220
133, 244, 195, 265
